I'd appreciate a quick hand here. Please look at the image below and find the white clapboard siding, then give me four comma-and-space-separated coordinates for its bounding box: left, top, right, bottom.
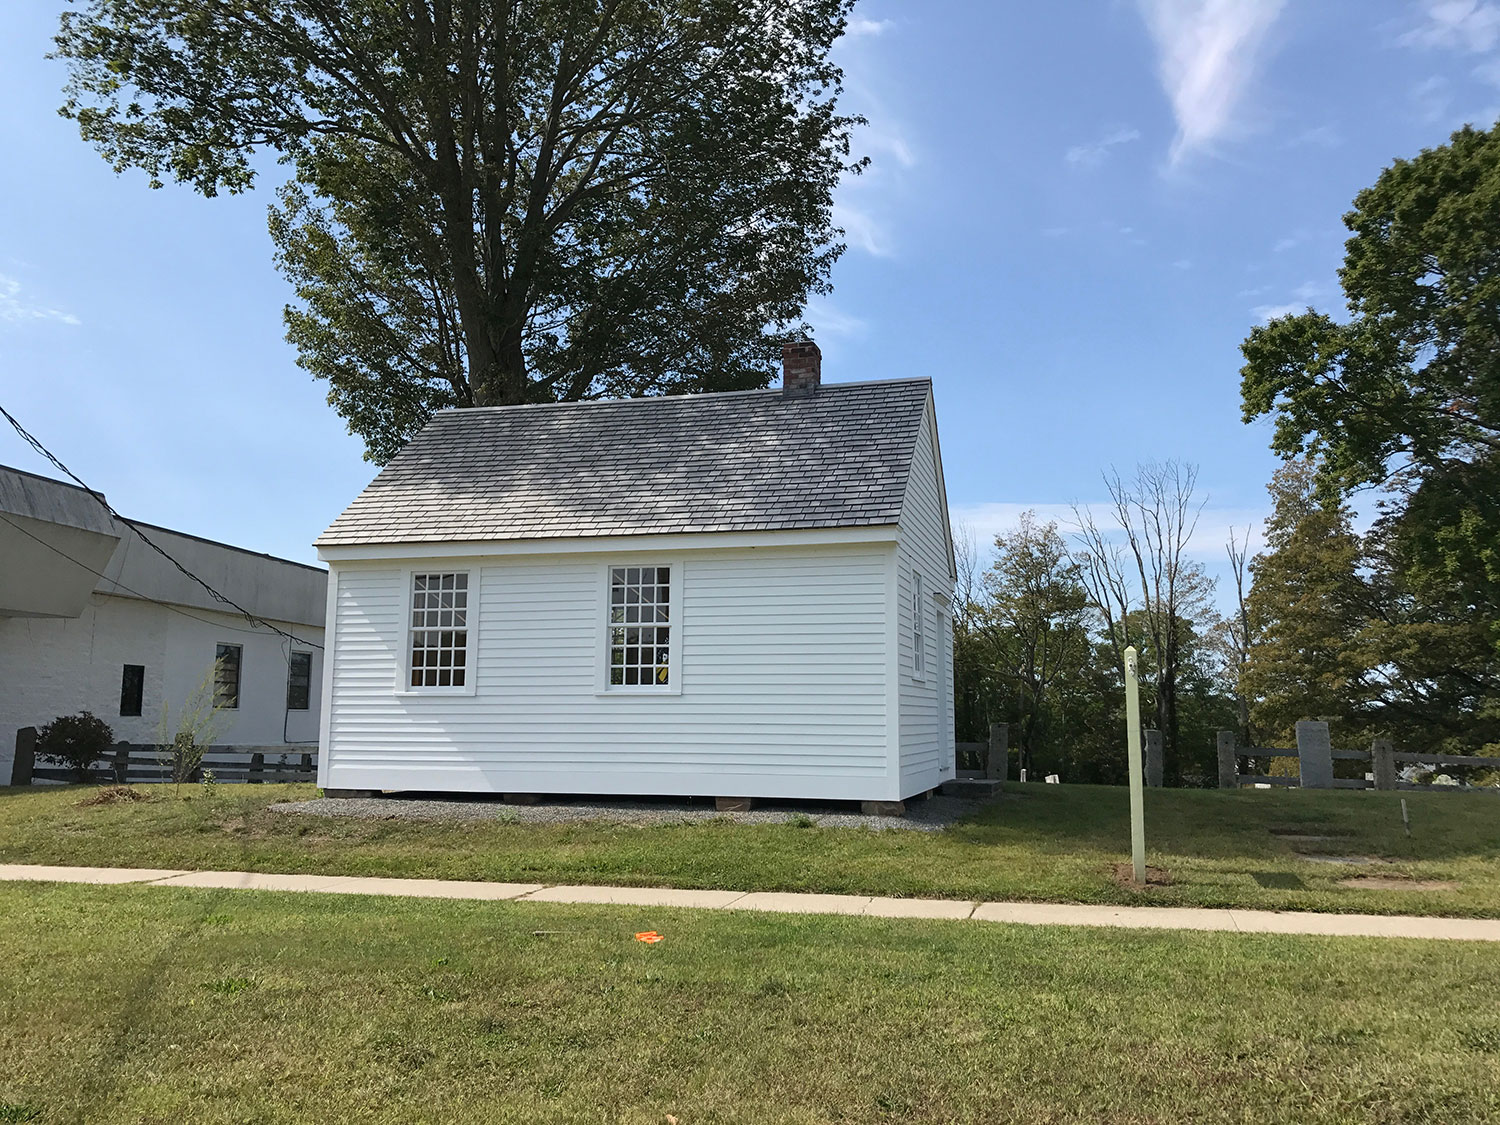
324, 543, 897, 800
895, 395, 956, 794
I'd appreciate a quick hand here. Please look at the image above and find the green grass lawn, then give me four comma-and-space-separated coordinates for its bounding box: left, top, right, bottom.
1, 882, 1498, 1124
2, 782, 1497, 917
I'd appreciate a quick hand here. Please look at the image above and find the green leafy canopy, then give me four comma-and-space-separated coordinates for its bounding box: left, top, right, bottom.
55, 0, 865, 461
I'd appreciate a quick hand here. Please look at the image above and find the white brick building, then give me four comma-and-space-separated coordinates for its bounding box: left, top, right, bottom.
1, 466, 326, 781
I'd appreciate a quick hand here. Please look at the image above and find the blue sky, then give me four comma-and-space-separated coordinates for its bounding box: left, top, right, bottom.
1, 0, 1497, 596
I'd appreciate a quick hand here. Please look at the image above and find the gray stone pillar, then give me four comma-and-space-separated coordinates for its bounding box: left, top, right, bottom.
1371, 737, 1397, 791
1145, 730, 1163, 788
249, 752, 264, 784
1296, 721, 1333, 789
986, 723, 1009, 782
10, 727, 36, 786
1217, 731, 1238, 789
112, 742, 131, 783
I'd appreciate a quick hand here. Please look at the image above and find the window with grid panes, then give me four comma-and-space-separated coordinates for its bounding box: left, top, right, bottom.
408, 572, 469, 688
608, 566, 671, 686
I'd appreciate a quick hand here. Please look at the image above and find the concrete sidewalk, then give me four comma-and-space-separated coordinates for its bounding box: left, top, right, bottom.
2, 863, 1497, 942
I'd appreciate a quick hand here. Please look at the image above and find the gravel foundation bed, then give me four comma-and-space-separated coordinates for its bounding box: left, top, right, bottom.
270, 793, 986, 831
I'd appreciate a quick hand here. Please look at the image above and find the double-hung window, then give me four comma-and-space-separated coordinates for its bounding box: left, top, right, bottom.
607, 566, 672, 687
912, 572, 926, 680
408, 572, 469, 689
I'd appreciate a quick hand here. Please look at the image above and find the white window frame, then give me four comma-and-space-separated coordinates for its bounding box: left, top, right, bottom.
595, 561, 684, 696
395, 567, 478, 696
911, 571, 926, 682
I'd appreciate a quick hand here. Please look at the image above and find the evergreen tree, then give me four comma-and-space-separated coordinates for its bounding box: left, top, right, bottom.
1240, 459, 1369, 745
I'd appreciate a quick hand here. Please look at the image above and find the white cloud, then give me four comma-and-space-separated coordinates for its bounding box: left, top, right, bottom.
832, 201, 890, 257
845, 16, 894, 38
1252, 302, 1300, 322
0, 274, 80, 327
1412, 75, 1453, 122
862, 125, 916, 169
803, 297, 867, 339
1137, 0, 1287, 164
1400, 0, 1500, 52
949, 501, 1267, 565
1065, 126, 1142, 168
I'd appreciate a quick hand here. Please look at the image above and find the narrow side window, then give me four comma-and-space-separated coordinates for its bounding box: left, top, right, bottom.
119, 664, 144, 717
286, 651, 313, 710
912, 572, 926, 680
214, 644, 242, 709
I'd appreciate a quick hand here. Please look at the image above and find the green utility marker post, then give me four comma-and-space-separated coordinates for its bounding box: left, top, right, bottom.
1124, 645, 1146, 883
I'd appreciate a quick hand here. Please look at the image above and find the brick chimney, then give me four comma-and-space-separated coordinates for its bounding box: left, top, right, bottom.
782, 339, 821, 397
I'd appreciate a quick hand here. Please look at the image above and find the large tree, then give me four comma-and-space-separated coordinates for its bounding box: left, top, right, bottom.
1240, 458, 1370, 746
1239, 124, 1499, 627
56, 0, 863, 461
1239, 123, 1500, 752
1073, 460, 1217, 781
982, 512, 1092, 778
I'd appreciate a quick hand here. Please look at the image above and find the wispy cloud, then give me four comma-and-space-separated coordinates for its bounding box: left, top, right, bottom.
1137, 0, 1287, 164
0, 274, 80, 327
832, 201, 891, 257
1251, 302, 1301, 323
845, 16, 894, 38
949, 501, 1267, 565
803, 297, 868, 340
1400, 0, 1500, 52
1285, 124, 1342, 149
1065, 126, 1143, 168
1411, 74, 1454, 122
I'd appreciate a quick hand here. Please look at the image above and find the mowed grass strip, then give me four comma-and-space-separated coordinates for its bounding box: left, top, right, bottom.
1, 782, 1498, 916
1, 883, 1499, 1124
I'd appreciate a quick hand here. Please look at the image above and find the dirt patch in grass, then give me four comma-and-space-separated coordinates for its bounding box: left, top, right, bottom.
1112, 863, 1172, 887
1294, 853, 1386, 866
74, 786, 149, 808
1269, 826, 1352, 838
1339, 876, 1459, 891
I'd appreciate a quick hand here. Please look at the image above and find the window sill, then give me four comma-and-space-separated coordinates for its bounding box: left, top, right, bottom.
596, 686, 683, 698
394, 686, 477, 698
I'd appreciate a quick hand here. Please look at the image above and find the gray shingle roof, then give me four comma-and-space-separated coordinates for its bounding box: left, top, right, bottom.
316, 378, 931, 547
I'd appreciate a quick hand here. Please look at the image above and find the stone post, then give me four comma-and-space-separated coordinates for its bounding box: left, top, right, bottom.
1216, 731, 1238, 789
249, 752, 264, 784
112, 742, 131, 783
1371, 737, 1397, 791
986, 723, 1009, 782
1145, 730, 1164, 788
1296, 720, 1334, 789
10, 727, 36, 786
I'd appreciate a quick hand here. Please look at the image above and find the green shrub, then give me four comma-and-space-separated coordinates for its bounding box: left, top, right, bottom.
35, 711, 115, 781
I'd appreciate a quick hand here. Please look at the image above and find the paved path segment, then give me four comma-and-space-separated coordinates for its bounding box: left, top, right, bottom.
1, 863, 1496, 942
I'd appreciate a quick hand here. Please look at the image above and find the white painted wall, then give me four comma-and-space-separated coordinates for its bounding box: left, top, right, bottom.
0, 593, 322, 781
894, 396, 957, 797
321, 542, 897, 801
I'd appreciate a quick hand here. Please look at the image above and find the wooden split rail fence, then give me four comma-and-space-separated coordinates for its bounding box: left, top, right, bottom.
8, 727, 317, 787
1218, 721, 1499, 792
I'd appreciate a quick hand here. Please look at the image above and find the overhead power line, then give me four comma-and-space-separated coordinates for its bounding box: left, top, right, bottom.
0, 402, 324, 650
